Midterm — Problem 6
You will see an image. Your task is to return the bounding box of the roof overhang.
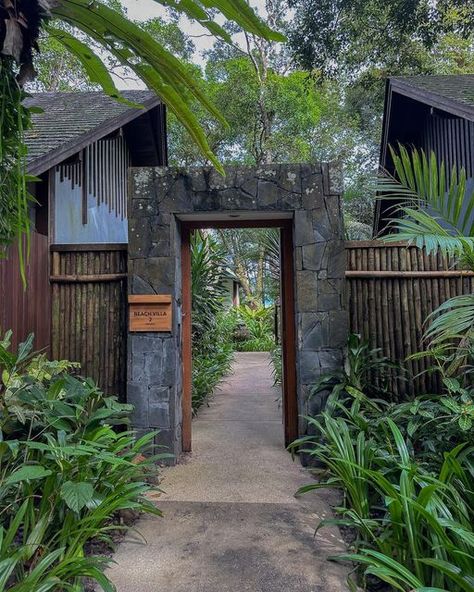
[27,95,162,176]
[389,78,474,123]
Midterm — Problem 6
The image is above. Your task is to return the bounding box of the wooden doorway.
[180,218,298,453]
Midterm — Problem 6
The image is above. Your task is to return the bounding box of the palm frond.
[425,295,474,345]
[378,145,474,256]
[378,145,474,354]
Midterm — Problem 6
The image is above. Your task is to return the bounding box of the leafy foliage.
[293,383,474,591]
[191,231,234,411]
[379,146,474,361]
[191,231,229,339]
[233,305,275,352]
[0,0,283,262]
[0,61,34,281]
[311,333,400,403]
[0,332,167,590]
[192,312,235,411]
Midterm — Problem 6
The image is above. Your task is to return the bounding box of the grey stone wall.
[128,163,347,460]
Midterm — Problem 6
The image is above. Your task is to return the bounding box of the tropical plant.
[234,305,275,352]
[192,312,235,411]
[270,343,282,386]
[294,389,474,591]
[378,145,474,361]
[0,63,33,279]
[191,232,235,411]
[311,333,400,405]
[191,230,229,339]
[0,332,168,590]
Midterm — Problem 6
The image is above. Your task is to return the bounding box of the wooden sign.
[128,295,172,332]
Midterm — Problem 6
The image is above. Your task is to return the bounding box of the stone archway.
[127,163,348,459]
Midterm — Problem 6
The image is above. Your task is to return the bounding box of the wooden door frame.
[180,218,298,452]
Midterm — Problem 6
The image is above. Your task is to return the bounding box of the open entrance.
[127,163,347,461]
[180,217,298,452]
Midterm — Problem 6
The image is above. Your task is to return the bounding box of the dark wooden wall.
[346,241,474,397]
[50,244,128,400]
[0,232,50,352]
[422,114,474,181]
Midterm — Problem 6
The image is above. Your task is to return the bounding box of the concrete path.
[107,352,348,592]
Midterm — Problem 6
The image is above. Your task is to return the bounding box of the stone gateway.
[127,163,348,460]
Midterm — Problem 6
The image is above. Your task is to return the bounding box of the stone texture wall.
[128,163,347,459]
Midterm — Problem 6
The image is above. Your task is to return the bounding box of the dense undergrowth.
[295,334,474,592]
[0,332,168,591]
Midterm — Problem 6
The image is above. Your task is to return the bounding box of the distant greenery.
[0,331,167,590]
[233,305,275,352]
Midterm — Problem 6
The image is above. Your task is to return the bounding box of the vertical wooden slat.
[345,241,473,396]
[181,226,193,452]
[49,246,127,398]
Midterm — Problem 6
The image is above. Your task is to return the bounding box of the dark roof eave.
[27,95,161,176]
[390,78,474,122]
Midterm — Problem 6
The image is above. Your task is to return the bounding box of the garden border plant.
[0,331,171,591]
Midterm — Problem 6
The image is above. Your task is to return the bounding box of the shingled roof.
[24,90,161,175]
[389,74,474,121]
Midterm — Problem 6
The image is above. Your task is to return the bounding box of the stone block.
[301,169,324,207]
[302,243,327,271]
[129,274,155,294]
[131,335,162,355]
[300,312,330,350]
[296,271,318,312]
[329,310,349,348]
[144,351,163,382]
[161,337,177,385]
[133,257,175,293]
[239,177,258,198]
[188,168,208,193]
[318,349,344,374]
[326,241,346,279]
[294,210,314,246]
[325,195,343,236]
[153,428,177,460]
[298,350,324,384]
[149,387,171,428]
[221,187,258,210]
[130,353,145,381]
[128,381,148,426]
[295,246,303,271]
[257,180,281,209]
[318,293,341,312]
[130,168,155,199]
[278,191,302,210]
[194,190,222,211]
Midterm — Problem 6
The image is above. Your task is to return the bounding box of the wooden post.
[280,225,298,447]
[181,225,193,453]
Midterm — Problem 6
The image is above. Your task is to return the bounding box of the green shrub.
[295,396,474,591]
[0,332,167,591]
[192,314,234,411]
[233,305,275,352]
[190,232,235,412]
[293,333,474,591]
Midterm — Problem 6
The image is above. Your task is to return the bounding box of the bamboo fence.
[346,241,474,396]
[50,244,128,401]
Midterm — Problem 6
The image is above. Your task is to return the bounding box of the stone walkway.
[107,352,348,592]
